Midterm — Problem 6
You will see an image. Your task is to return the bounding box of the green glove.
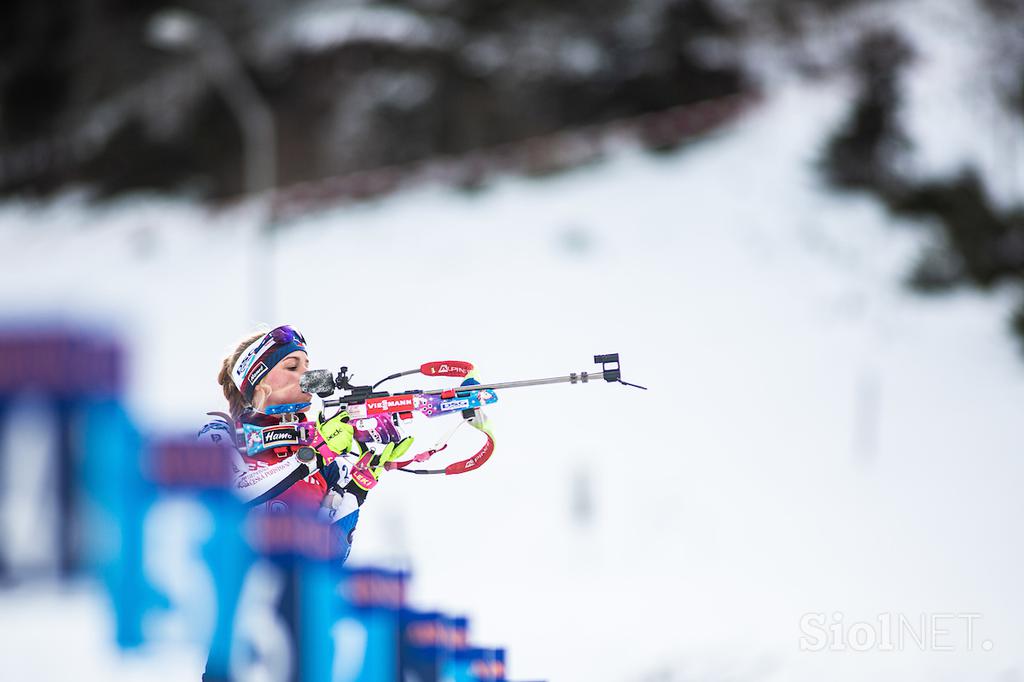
[315,409,354,455]
[374,437,414,477]
[350,436,414,491]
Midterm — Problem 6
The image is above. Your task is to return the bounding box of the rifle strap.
[385,414,495,475]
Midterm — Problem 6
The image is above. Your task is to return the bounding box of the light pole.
[147,8,277,322]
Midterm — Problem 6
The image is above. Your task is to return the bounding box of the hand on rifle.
[315,409,354,455]
[350,436,415,491]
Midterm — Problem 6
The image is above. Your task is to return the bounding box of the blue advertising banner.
[0,328,124,582]
[447,647,507,682]
[400,608,470,682]
[81,425,251,667]
[302,565,407,682]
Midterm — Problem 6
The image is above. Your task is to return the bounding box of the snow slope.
[2,8,1024,680]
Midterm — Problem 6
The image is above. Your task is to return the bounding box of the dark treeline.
[0,0,752,198]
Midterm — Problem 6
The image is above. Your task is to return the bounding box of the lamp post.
[147,9,278,322]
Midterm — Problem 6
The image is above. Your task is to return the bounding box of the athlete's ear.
[251,383,272,412]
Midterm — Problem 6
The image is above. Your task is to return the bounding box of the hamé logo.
[263,427,298,444]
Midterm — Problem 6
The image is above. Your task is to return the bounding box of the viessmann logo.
[366,395,415,414]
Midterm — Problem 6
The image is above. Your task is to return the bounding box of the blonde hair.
[217,331,266,420]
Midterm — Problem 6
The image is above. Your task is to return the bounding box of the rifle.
[251,354,645,476]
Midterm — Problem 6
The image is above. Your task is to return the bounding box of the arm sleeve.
[197,419,314,507]
[232,456,315,507]
[317,460,364,566]
[321,487,362,566]
[319,458,365,522]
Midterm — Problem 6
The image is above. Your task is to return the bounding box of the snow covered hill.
[2,3,1024,679]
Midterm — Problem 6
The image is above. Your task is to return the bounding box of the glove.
[315,409,354,455]
[350,436,415,491]
[375,437,415,477]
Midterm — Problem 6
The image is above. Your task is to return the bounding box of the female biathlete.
[197,324,412,562]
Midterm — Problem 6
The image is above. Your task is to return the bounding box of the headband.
[231,326,307,404]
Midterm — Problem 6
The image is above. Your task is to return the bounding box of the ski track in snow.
[2,24,1024,682]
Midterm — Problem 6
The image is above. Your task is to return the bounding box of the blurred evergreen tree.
[820,26,1024,354]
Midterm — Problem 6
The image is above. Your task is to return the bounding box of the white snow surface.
[2,12,1024,681]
